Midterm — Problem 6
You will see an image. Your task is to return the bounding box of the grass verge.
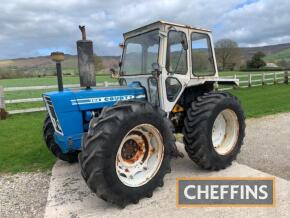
[0,75,115,87]
[230,84,290,118]
[0,112,55,173]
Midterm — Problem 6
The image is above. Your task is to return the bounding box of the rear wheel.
[79,101,175,207]
[43,115,78,163]
[212,109,240,155]
[183,92,245,170]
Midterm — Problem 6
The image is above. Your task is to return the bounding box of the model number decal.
[71,94,145,105]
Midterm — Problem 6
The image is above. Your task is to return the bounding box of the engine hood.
[43,85,146,113]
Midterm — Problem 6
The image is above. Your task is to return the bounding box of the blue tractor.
[43,21,245,207]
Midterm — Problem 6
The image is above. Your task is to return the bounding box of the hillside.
[0,55,119,79]
[1,42,290,79]
[240,43,290,60]
[264,47,290,62]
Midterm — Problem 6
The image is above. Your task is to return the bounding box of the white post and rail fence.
[0,71,289,119]
[0,81,118,119]
[215,71,288,91]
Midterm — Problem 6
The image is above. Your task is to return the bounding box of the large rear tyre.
[183,92,245,170]
[79,101,175,207]
[43,115,78,163]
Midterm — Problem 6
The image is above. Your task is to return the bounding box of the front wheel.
[43,115,78,163]
[183,91,245,170]
[79,101,175,207]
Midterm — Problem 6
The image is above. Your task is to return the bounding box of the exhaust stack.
[77,26,96,88]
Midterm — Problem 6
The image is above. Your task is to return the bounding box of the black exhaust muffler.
[77,26,96,88]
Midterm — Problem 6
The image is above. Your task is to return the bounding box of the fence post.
[248,74,252,87]
[0,86,8,120]
[262,73,265,86]
[234,74,238,89]
[284,71,289,84]
[274,72,277,84]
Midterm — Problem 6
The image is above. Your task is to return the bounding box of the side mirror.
[119,43,125,48]
[152,63,161,72]
[181,35,188,50]
[151,63,162,78]
[110,68,119,79]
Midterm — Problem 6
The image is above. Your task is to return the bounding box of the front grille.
[43,96,63,135]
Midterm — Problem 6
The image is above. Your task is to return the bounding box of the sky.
[0,0,290,59]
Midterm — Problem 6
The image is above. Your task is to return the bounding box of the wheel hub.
[121,139,139,160]
[116,124,164,187]
[212,109,239,155]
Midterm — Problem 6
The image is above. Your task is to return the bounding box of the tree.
[247,51,266,69]
[94,54,104,73]
[215,39,241,71]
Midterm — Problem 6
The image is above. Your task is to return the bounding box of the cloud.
[0,0,289,59]
[219,0,290,46]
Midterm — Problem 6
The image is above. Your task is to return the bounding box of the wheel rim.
[211,109,239,155]
[116,124,164,187]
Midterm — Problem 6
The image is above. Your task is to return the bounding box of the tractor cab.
[118,21,237,112]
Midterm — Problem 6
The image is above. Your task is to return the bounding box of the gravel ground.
[0,171,51,218]
[237,112,290,180]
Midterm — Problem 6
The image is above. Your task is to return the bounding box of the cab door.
[189,30,217,78]
[160,26,191,112]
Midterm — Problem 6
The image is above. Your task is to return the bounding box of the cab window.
[191,32,215,76]
[121,30,160,75]
[166,31,188,75]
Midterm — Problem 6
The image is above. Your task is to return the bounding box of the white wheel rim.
[211,109,239,155]
[116,124,164,187]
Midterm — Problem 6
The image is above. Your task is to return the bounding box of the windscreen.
[121,30,160,76]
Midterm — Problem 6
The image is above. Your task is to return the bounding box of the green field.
[1,84,290,173]
[0,75,114,87]
[5,89,50,100]
[1,75,116,111]
[4,89,47,111]
[230,84,290,117]
[7,102,44,111]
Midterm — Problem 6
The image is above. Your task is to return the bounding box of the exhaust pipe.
[77,25,96,88]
